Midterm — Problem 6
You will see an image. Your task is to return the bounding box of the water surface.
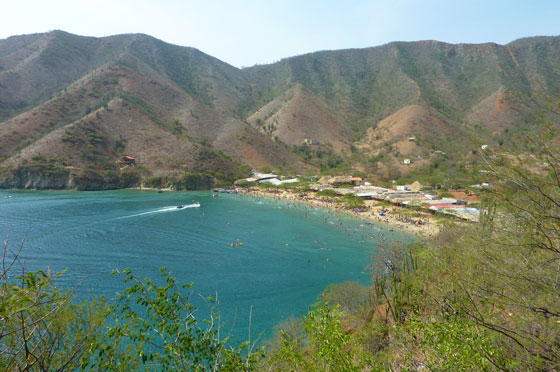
[0,190,412,342]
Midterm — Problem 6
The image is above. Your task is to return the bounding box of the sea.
[0,189,413,344]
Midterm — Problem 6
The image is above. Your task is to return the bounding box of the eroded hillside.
[1,31,558,188]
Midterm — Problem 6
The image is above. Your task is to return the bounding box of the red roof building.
[427,203,463,210]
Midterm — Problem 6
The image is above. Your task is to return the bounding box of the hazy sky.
[2,0,559,67]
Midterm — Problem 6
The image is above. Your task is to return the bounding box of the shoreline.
[1,187,440,238]
[243,188,440,239]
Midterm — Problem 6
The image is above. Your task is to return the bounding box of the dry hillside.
[248,84,352,152]
[1,31,559,188]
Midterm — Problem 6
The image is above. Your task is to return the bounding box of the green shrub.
[316,189,337,197]
[175,172,214,190]
[337,194,364,209]
[268,302,366,372]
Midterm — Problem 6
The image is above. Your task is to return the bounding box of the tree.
[89,267,263,371]
[469,124,560,367]
[417,124,560,370]
[0,241,261,371]
[337,194,365,209]
[0,241,106,371]
[268,302,366,372]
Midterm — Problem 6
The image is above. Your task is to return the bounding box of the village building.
[121,155,136,165]
[252,172,278,181]
[260,177,299,186]
[383,191,424,201]
[119,156,136,169]
[407,181,424,192]
[259,178,282,186]
[321,176,352,186]
[309,183,330,191]
[304,138,320,145]
[350,177,363,185]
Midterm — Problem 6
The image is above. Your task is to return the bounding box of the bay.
[0,189,412,343]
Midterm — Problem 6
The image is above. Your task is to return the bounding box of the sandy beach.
[243,188,440,238]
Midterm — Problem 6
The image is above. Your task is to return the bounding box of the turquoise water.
[0,190,412,343]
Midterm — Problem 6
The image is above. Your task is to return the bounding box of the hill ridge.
[1,31,559,188]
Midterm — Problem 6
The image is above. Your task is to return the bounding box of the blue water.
[0,190,412,343]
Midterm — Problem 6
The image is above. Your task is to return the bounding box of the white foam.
[115,203,199,219]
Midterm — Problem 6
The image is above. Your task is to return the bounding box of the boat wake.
[115,203,200,219]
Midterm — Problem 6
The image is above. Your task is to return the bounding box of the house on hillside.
[260,178,282,186]
[404,159,411,165]
[318,176,331,185]
[121,156,136,166]
[252,173,278,181]
[408,181,424,192]
[350,177,363,185]
[304,138,320,145]
[328,176,353,186]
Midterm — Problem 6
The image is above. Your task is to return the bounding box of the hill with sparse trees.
[1,31,559,189]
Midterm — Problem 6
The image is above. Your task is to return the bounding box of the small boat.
[212,194,218,198]
[177,205,184,209]
[4,195,12,199]
[157,189,164,193]
[231,242,244,247]
[193,202,200,208]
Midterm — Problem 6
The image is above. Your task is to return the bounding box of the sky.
[1,0,559,68]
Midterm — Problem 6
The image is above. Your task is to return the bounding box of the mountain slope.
[247,84,352,152]
[1,31,560,188]
[0,31,131,120]
[0,37,308,188]
[243,39,547,125]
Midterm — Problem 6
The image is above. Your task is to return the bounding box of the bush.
[119,169,141,187]
[91,268,262,371]
[337,194,364,209]
[175,172,214,190]
[267,302,366,372]
[320,281,370,316]
[235,179,257,187]
[259,166,272,173]
[0,246,106,371]
[0,247,261,371]
[144,175,174,188]
[316,189,337,197]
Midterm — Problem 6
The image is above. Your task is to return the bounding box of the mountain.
[0,31,559,189]
[0,31,309,189]
[247,84,352,152]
